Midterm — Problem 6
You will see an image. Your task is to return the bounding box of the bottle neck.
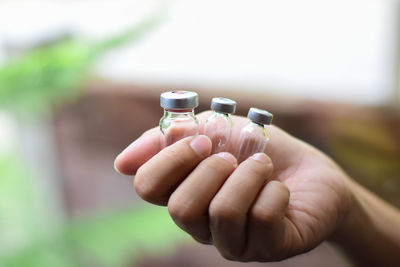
[164,109,195,116]
[250,121,265,128]
[250,121,269,139]
[212,110,230,117]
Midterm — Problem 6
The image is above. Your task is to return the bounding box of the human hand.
[114,111,351,262]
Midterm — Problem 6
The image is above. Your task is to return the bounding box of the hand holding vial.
[160,92,272,163]
[115,110,353,261]
[115,110,400,265]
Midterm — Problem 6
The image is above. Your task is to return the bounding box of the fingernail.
[190,135,212,157]
[114,155,122,174]
[250,153,270,164]
[216,152,238,167]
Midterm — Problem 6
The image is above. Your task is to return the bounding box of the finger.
[209,153,274,260]
[164,125,193,146]
[114,111,212,176]
[134,135,212,206]
[168,152,237,243]
[114,128,161,175]
[243,180,290,261]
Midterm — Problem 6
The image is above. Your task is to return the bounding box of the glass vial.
[159,91,199,147]
[235,107,273,163]
[204,97,236,154]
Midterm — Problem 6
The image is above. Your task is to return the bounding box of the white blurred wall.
[0,0,399,105]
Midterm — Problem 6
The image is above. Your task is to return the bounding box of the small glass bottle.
[159,91,199,147]
[235,107,273,163]
[204,97,236,154]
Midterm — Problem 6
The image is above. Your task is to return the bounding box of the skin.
[114,111,400,265]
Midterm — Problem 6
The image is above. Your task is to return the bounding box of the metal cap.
[210,97,236,114]
[160,91,199,110]
[247,107,273,125]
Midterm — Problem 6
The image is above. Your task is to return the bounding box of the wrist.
[328,177,400,266]
[328,176,358,243]
[329,177,359,243]
[327,177,372,266]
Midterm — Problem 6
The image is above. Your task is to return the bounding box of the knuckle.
[209,199,242,222]
[250,206,280,225]
[247,161,273,180]
[218,250,238,262]
[193,235,212,245]
[134,167,151,198]
[217,248,249,262]
[163,147,188,166]
[134,167,162,204]
[168,196,195,227]
[162,140,199,167]
[278,181,290,198]
[271,180,290,203]
[205,156,234,172]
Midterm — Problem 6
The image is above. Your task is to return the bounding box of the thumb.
[114,128,162,175]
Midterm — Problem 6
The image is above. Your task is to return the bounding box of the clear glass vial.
[159,91,199,147]
[235,107,273,163]
[204,97,236,154]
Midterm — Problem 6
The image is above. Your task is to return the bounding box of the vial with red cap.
[159,91,199,147]
[235,107,273,163]
[204,97,236,154]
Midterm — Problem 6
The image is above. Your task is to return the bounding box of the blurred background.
[0,0,399,266]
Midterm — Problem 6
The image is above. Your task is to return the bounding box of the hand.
[114,111,351,262]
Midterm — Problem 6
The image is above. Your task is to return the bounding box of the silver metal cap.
[210,97,236,114]
[247,107,273,125]
[160,91,199,110]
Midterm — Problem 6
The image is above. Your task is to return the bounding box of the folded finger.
[243,180,290,261]
[168,152,237,243]
[134,135,212,205]
[209,153,274,260]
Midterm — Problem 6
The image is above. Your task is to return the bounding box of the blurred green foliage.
[0,145,188,267]
[0,16,159,117]
[0,13,189,267]
[1,205,188,267]
[0,150,47,251]
[0,40,90,116]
